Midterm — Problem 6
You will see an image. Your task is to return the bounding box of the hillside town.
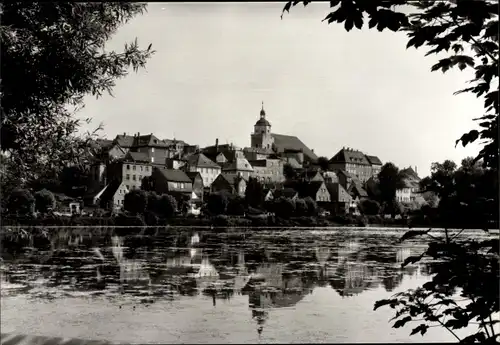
[84,103,423,216]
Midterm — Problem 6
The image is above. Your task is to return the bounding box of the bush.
[157,194,177,219]
[144,211,159,226]
[359,199,381,216]
[34,189,56,214]
[227,195,246,216]
[207,192,229,215]
[273,197,296,219]
[123,190,148,215]
[295,198,308,217]
[304,197,318,216]
[6,188,35,216]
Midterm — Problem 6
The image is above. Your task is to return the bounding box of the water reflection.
[1,228,432,307]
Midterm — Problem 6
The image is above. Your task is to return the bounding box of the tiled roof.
[186,171,202,182]
[349,182,368,198]
[114,134,135,148]
[133,134,169,148]
[299,180,324,198]
[186,153,221,169]
[285,157,302,169]
[124,151,150,163]
[365,155,383,166]
[220,173,247,186]
[163,138,188,146]
[400,167,420,180]
[329,148,370,165]
[98,180,124,204]
[337,169,352,178]
[96,139,113,149]
[223,157,254,172]
[326,182,352,202]
[158,169,192,183]
[272,133,318,161]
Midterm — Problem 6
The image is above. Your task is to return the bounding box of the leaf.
[393,316,413,328]
[344,18,354,31]
[374,298,398,311]
[400,229,431,242]
[410,323,428,336]
[401,254,424,267]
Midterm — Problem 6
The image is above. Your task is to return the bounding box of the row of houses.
[85,103,421,212]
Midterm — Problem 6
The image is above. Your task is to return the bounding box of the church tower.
[251,102,274,149]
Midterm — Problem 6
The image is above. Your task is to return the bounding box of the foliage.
[420,157,498,228]
[282,0,499,169]
[6,188,35,216]
[227,195,246,216]
[374,230,499,343]
[146,191,160,214]
[283,163,297,180]
[141,176,155,192]
[304,196,318,216]
[377,162,406,207]
[34,189,56,214]
[58,166,90,198]
[317,156,330,171]
[245,177,265,208]
[273,197,296,219]
[295,198,308,216]
[207,192,229,216]
[123,189,147,215]
[359,199,381,216]
[1,2,154,186]
[157,194,177,219]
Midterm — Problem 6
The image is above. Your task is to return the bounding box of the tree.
[245,177,265,208]
[317,156,330,171]
[282,0,498,169]
[282,3,498,338]
[157,194,177,219]
[207,192,229,216]
[6,189,35,216]
[146,191,160,214]
[227,195,246,216]
[123,190,148,215]
[34,189,56,214]
[377,162,405,207]
[1,3,154,186]
[283,163,297,180]
[273,197,296,219]
[141,176,155,192]
[359,199,381,216]
[295,198,308,216]
[304,196,318,216]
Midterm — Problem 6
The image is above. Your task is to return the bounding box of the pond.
[0,227,493,343]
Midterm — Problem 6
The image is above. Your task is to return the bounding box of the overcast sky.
[78,2,483,177]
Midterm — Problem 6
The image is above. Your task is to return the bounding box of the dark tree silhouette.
[283,163,297,180]
[34,189,56,214]
[123,190,148,215]
[317,156,330,171]
[1,3,154,186]
[245,177,265,208]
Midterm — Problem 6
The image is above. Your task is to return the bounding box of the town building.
[211,173,247,197]
[221,150,254,181]
[249,158,284,183]
[94,180,128,212]
[149,167,193,201]
[248,103,318,163]
[186,171,204,205]
[329,148,382,183]
[183,152,221,187]
[326,182,352,214]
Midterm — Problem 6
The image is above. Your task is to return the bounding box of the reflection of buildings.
[330,262,378,297]
[243,262,314,335]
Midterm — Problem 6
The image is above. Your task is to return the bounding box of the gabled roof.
[337,169,352,178]
[272,133,318,161]
[348,182,368,198]
[163,138,188,146]
[223,158,254,172]
[186,171,202,182]
[124,151,150,163]
[299,169,322,180]
[400,167,420,180]
[96,139,113,149]
[114,134,135,148]
[98,180,125,205]
[365,155,382,166]
[157,168,192,183]
[186,153,221,169]
[220,173,247,185]
[284,157,302,169]
[299,180,325,198]
[329,148,370,166]
[326,182,352,202]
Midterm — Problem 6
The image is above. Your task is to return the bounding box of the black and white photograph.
[1,1,499,344]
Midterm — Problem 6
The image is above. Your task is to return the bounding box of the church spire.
[260,101,266,118]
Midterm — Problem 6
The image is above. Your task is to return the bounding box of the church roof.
[272,133,318,161]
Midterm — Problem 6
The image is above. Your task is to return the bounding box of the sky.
[78,2,483,177]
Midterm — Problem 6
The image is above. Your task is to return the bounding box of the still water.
[0,227,492,343]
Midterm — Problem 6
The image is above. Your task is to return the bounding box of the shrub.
[207,192,229,215]
[123,190,148,215]
[6,188,35,216]
[34,189,56,214]
[359,199,381,216]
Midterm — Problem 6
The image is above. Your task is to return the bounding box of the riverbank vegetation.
[283,0,499,343]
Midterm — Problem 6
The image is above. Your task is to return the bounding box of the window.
[151,148,155,153]
[126,185,129,189]
[126,165,130,170]
[145,166,149,172]
[140,166,144,172]
[132,185,136,190]
[126,174,130,180]
[132,175,136,181]
[132,165,136,171]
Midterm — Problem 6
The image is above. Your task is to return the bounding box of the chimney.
[215,138,219,149]
[123,132,126,136]
[415,166,418,174]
